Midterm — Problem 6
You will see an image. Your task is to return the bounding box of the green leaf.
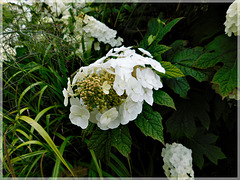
[153,90,176,110]
[135,104,164,144]
[158,61,184,79]
[165,77,190,98]
[153,17,183,45]
[19,116,75,176]
[171,47,211,82]
[163,40,188,61]
[150,45,171,61]
[88,128,112,163]
[140,17,183,49]
[112,126,131,157]
[186,128,226,169]
[148,44,171,57]
[193,35,237,98]
[212,62,237,98]
[147,35,155,46]
[139,18,160,49]
[175,63,210,82]
[166,92,210,139]
[193,35,237,69]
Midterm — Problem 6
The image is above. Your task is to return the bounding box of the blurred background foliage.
[2,2,237,178]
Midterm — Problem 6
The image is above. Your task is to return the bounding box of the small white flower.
[136,68,155,89]
[126,77,144,102]
[102,81,111,94]
[121,97,143,125]
[143,88,153,105]
[69,97,90,129]
[113,75,127,96]
[97,107,119,130]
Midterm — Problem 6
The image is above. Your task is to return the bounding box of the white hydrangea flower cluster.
[224,0,240,37]
[82,15,123,47]
[64,14,123,55]
[161,143,194,180]
[63,46,165,130]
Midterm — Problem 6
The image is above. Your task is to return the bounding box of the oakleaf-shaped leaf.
[135,104,164,144]
[193,35,237,98]
[153,90,176,110]
[171,47,211,82]
[186,128,226,169]
[112,126,131,157]
[193,35,236,69]
[166,92,210,140]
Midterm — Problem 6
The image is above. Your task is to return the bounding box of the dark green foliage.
[186,128,226,169]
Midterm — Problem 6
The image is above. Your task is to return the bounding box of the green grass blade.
[34,105,60,123]
[10,150,48,164]
[52,136,72,177]
[4,71,23,88]
[26,155,42,177]
[17,82,43,113]
[9,140,44,156]
[19,116,75,176]
[110,153,130,177]
[37,85,48,112]
[90,149,103,179]
[15,129,30,140]
[29,105,60,140]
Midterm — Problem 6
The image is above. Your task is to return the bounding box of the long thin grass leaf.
[10,150,48,164]
[37,85,48,112]
[17,82,43,113]
[15,129,30,140]
[9,140,44,156]
[110,153,130,176]
[26,155,42,177]
[4,71,22,88]
[19,116,75,176]
[34,105,59,123]
[52,136,72,177]
[108,162,124,177]
[90,149,103,179]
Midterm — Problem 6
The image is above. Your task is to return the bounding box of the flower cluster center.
[75,71,126,113]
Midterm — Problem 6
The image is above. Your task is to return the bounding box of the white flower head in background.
[224,0,240,36]
[63,46,165,130]
[161,143,194,180]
